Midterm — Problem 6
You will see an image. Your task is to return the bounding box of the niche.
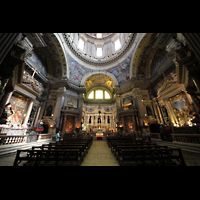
[46,105,52,116]
[146,106,152,116]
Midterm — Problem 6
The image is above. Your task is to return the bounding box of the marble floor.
[81,140,119,166]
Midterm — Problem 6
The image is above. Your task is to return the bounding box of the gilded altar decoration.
[84,74,114,90]
[22,70,44,95]
[169,92,194,126]
[8,94,29,124]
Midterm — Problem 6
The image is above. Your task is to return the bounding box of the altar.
[93,128,106,133]
[96,132,104,140]
[95,129,105,140]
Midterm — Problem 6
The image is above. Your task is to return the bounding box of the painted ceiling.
[67,50,132,86]
[26,33,175,91]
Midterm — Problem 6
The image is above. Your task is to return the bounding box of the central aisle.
[81,140,119,166]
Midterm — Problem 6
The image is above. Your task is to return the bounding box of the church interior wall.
[1,33,200,140]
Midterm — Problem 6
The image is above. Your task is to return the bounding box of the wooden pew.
[32,145,85,160]
[62,137,93,147]
[107,137,134,147]
[114,145,168,161]
[42,144,87,157]
[119,148,186,166]
[49,142,88,153]
[13,149,81,166]
[55,138,92,149]
[110,141,156,153]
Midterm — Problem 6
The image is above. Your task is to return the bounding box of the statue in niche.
[106,79,114,89]
[98,116,101,123]
[89,116,92,124]
[162,106,168,117]
[85,79,92,89]
[107,116,110,123]
[46,105,52,116]
[146,106,152,116]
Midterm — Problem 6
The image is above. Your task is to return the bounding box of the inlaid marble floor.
[81,140,119,166]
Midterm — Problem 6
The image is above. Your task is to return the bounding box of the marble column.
[132,88,146,126]
[53,87,65,128]
[61,115,67,138]
[33,106,41,127]
[77,94,84,128]
[0,88,14,116]
[22,100,34,127]
[0,33,20,65]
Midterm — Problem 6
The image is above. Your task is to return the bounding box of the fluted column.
[0,33,20,65]
[22,100,34,127]
[182,33,200,61]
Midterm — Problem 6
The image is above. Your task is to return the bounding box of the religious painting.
[85,74,115,90]
[108,52,132,84]
[8,93,29,124]
[67,99,74,106]
[169,92,193,126]
[68,53,92,85]
[124,115,135,132]
[65,116,75,132]
[151,49,168,77]
[123,96,133,107]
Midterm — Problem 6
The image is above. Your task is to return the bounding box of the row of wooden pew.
[107,136,186,166]
[13,137,93,166]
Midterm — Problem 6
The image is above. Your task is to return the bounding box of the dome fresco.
[63,33,135,70]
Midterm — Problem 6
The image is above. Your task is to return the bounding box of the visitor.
[56,131,60,142]
[146,132,151,142]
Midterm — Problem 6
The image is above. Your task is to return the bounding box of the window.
[95,90,103,99]
[115,38,121,51]
[78,38,84,50]
[97,33,102,38]
[88,91,94,99]
[97,47,102,57]
[87,89,111,100]
[105,91,110,99]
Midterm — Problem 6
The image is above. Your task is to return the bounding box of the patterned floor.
[81,140,119,166]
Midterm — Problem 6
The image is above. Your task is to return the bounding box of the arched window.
[87,89,111,100]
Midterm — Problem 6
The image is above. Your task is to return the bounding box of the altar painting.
[169,92,193,126]
[65,116,75,132]
[8,94,29,124]
[124,115,135,132]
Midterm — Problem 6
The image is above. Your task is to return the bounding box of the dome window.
[88,91,94,99]
[97,33,102,38]
[115,38,121,51]
[78,38,84,50]
[97,47,102,57]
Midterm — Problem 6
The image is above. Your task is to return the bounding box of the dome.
[63,33,136,70]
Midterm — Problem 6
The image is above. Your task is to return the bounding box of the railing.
[0,135,26,145]
[37,133,56,140]
[171,134,200,144]
[62,106,78,111]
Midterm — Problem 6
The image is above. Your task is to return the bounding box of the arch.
[53,33,70,78]
[81,71,119,86]
[129,33,147,79]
